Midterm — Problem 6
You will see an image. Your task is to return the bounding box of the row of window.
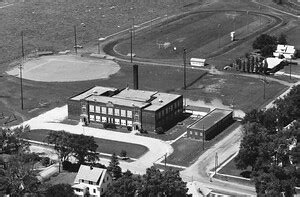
[157,101,182,119]
[89,105,132,118]
[188,131,203,136]
[89,115,133,126]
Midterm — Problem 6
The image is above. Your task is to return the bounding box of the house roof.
[144,92,182,111]
[265,57,284,69]
[86,95,150,108]
[113,88,157,102]
[71,86,117,101]
[74,165,107,184]
[186,181,212,197]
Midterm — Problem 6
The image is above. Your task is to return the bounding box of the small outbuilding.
[190,58,206,67]
[187,108,234,141]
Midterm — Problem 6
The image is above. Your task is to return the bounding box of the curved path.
[102,9,284,66]
[17,105,173,175]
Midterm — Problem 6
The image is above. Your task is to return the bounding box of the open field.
[7,55,120,82]
[0,0,199,69]
[114,11,265,60]
[21,129,149,159]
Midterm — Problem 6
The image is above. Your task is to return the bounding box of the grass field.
[115,11,263,60]
[166,122,240,167]
[21,129,149,159]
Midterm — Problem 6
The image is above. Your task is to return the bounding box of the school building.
[68,86,183,132]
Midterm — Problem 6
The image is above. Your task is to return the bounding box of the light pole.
[215,152,218,175]
[183,48,187,90]
[246,11,249,32]
[218,23,221,46]
[20,31,24,110]
[98,37,106,54]
[74,25,77,55]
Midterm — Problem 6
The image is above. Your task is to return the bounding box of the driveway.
[18,105,173,175]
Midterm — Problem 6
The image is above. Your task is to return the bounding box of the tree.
[235,123,270,171]
[107,153,122,180]
[69,134,99,165]
[253,34,277,50]
[277,33,287,45]
[106,170,141,197]
[139,166,188,197]
[162,169,188,197]
[45,183,76,197]
[2,154,40,196]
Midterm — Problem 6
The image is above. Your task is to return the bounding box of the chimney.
[133,64,138,90]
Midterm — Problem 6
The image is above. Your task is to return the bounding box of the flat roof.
[185,105,211,113]
[144,92,182,111]
[86,95,149,108]
[71,86,117,101]
[113,88,157,102]
[188,108,232,131]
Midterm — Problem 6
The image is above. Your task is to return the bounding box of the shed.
[190,58,206,67]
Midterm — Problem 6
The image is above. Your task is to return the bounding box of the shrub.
[127,126,132,131]
[155,127,165,135]
[41,157,51,166]
[103,122,116,129]
[120,150,127,158]
[62,161,80,172]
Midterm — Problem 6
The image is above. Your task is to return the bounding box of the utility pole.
[164,153,167,168]
[74,25,77,55]
[20,31,24,110]
[130,26,133,63]
[215,153,218,175]
[202,125,205,150]
[246,11,249,32]
[217,24,221,48]
[263,74,266,99]
[183,48,187,90]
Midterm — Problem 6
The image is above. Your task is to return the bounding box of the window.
[127,120,132,126]
[96,116,101,122]
[200,132,203,137]
[89,181,93,185]
[101,107,106,114]
[89,115,95,121]
[95,106,100,113]
[108,107,113,115]
[114,108,120,116]
[101,116,107,123]
[189,131,193,135]
[107,177,109,180]
[89,105,94,112]
[93,189,96,193]
[115,118,120,125]
[121,110,126,117]
[127,110,132,118]
[121,119,126,126]
[195,132,198,136]
[101,188,103,192]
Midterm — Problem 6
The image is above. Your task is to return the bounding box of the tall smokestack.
[133,64,138,90]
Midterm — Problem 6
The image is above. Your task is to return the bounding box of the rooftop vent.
[92,90,98,94]
[159,99,163,103]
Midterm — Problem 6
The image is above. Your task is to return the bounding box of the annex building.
[187,108,234,141]
[68,86,183,132]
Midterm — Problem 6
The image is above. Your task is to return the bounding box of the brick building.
[68,86,183,132]
[187,108,234,140]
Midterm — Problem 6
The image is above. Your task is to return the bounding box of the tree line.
[235,85,300,196]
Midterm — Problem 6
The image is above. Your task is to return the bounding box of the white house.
[273,44,296,59]
[72,165,112,197]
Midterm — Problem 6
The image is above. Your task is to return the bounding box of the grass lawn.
[45,171,77,186]
[218,158,252,178]
[22,129,148,159]
[166,122,240,167]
